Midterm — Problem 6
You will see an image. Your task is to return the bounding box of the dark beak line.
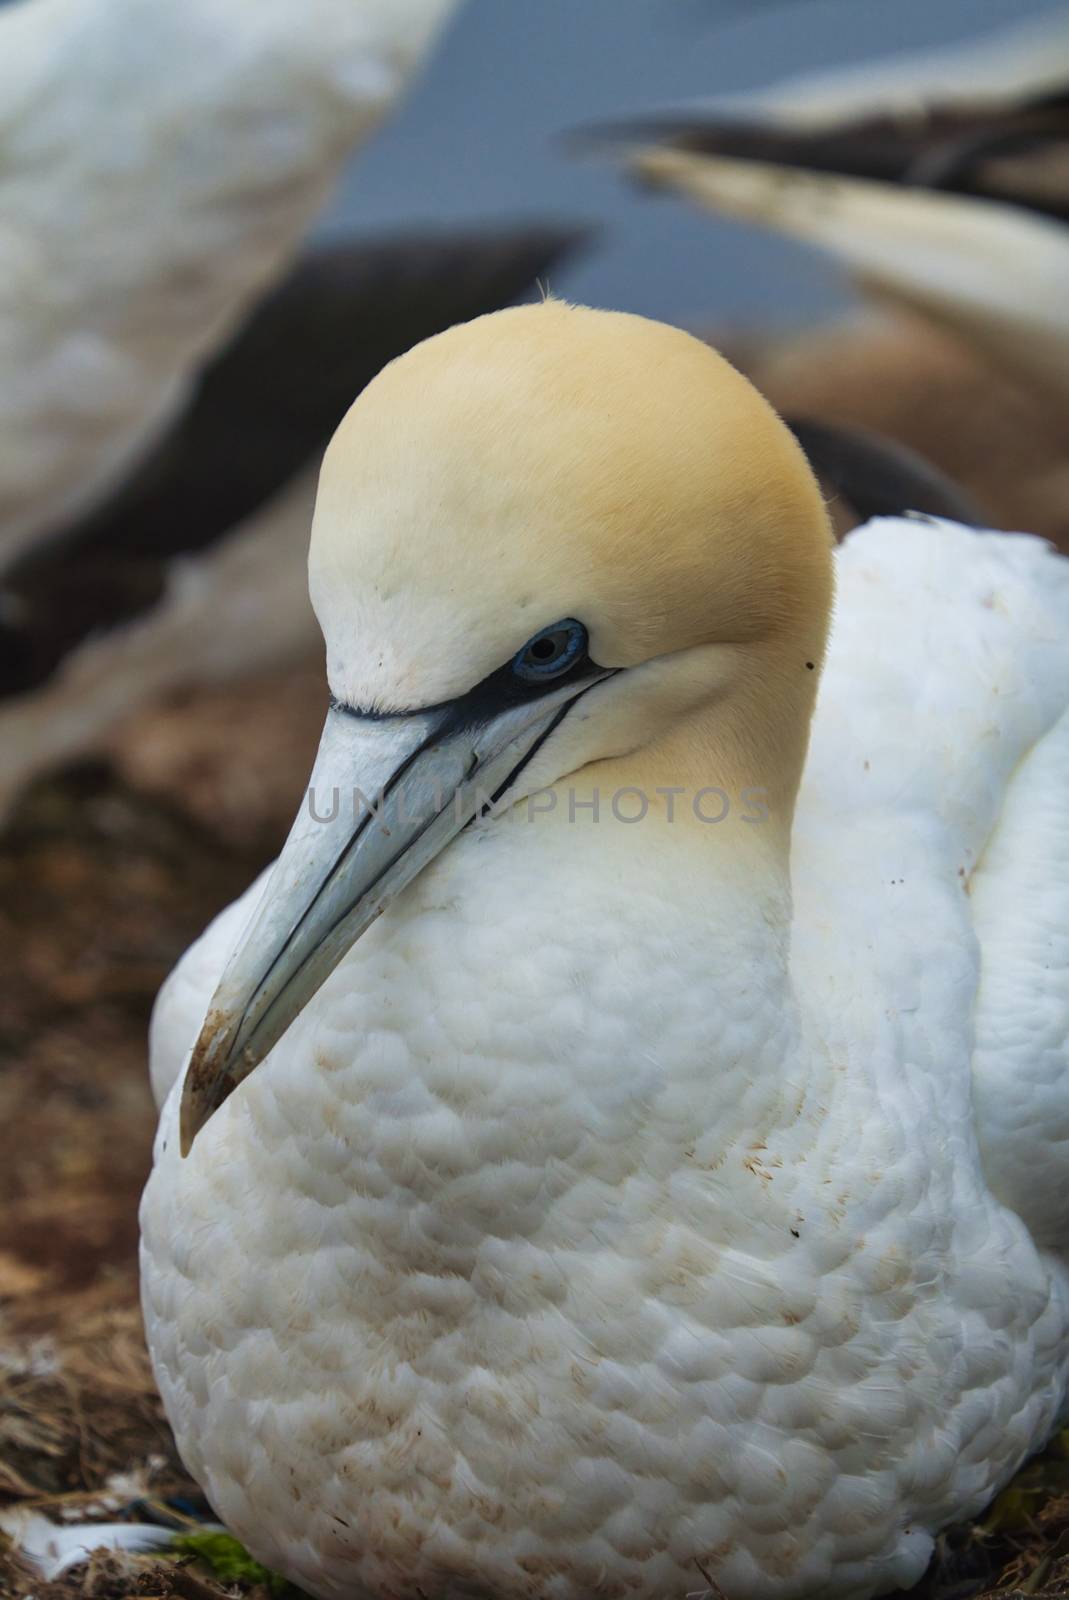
[242,705,455,1025]
[239,741,480,1066]
[226,682,597,1065]
[484,676,611,811]
[180,663,619,1154]
[254,669,615,1016]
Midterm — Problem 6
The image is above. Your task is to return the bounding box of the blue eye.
[512,619,587,682]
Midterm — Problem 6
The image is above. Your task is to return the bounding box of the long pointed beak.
[179,674,604,1154]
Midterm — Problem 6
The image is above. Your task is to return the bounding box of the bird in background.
[591,12,1069,546]
[142,301,1069,1600]
[0,0,591,818]
[0,0,462,569]
[0,225,586,817]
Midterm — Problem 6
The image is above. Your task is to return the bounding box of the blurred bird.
[0,226,586,816]
[590,13,1069,542]
[0,0,461,570]
[142,302,1069,1600]
[728,313,1068,544]
[781,414,980,535]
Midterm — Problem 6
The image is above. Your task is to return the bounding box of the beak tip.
[178,1077,205,1158]
[177,1014,230,1158]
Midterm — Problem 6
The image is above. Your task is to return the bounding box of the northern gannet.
[141,303,1069,1600]
[599,14,1069,412]
[0,226,581,816]
[0,0,460,570]
[590,13,1069,546]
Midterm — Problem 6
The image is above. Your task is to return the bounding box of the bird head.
[180,301,831,1153]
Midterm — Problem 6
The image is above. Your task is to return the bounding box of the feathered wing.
[970,705,1069,1249]
[794,516,1069,1259]
[605,9,1069,409]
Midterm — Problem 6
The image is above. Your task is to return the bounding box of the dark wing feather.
[591,91,1069,222]
[786,416,982,531]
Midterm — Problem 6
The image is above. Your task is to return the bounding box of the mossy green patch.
[979,1431,1069,1534]
[171,1530,292,1594]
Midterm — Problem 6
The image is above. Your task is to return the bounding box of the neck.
[351,656,827,1241]
[517,639,820,1103]
[575,635,820,860]
[485,751,810,1193]
[459,630,827,1172]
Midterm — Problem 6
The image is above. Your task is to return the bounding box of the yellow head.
[311,299,832,719]
[181,302,834,1152]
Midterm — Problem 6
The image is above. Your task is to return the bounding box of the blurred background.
[320,0,1066,324]
[0,2,1067,1596]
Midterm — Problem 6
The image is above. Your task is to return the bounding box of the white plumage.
[609,13,1069,413]
[140,306,1069,1600]
[689,13,1069,123]
[0,0,458,566]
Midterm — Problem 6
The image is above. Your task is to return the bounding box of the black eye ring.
[512,619,587,682]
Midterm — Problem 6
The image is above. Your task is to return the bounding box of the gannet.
[589,15,1069,549]
[0,225,581,816]
[0,0,460,570]
[141,302,1069,1600]
[596,15,1069,410]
